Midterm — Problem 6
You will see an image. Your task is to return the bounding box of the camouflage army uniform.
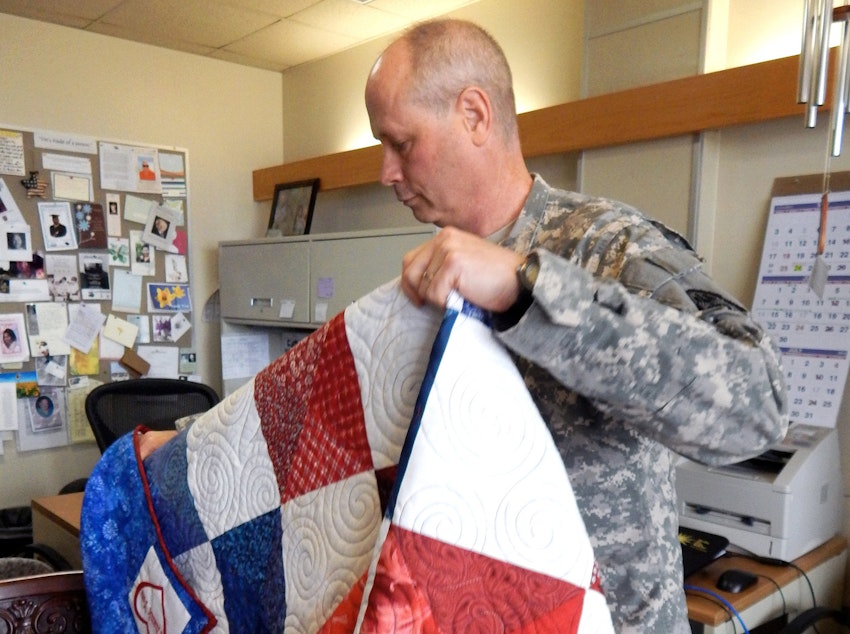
[494,175,788,632]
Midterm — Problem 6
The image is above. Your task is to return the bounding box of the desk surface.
[685,535,847,626]
[31,492,83,538]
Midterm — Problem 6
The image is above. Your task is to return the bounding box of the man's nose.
[380,146,402,186]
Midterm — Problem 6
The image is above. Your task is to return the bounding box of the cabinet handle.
[250,297,273,308]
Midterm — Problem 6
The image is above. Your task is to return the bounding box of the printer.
[676,424,843,561]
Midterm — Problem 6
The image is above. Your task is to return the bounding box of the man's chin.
[405,201,438,225]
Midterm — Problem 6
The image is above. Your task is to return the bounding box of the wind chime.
[798,0,850,295]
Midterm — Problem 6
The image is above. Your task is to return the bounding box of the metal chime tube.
[831,16,850,155]
[815,0,834,105]
[799,0,818,103]
[845,35,850,114]
[805,0,834,127]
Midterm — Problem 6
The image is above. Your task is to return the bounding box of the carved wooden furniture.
[0,571,89,633]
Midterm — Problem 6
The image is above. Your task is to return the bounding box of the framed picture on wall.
[266,179,319,238]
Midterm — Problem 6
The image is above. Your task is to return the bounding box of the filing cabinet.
[219,227,435,327]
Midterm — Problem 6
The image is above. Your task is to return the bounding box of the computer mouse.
[716,569,758,593]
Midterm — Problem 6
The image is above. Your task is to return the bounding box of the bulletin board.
[0,125,196,453]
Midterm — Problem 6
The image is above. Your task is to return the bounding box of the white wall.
[0,13,283,506]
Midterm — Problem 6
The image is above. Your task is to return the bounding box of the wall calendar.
[752,191,850,428]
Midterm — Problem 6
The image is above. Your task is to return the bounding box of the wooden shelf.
[253,52,817,201]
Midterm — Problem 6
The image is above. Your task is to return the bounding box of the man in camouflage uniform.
[366,18,788,632]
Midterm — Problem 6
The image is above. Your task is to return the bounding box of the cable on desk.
[726,551,822,634]
[685,592,739,633]
[755,573,786,616]
[684,584,750,634]
[745,554,818,610]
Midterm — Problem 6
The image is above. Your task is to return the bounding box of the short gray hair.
[400,19,518,141]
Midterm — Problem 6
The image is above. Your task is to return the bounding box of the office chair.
[85,378,220,453]
[0,571,90,632]
[778,606,850,633]
[0,507,32,559]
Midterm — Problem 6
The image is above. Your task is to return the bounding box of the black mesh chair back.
[85,378,219,453]
[0,507,32,559]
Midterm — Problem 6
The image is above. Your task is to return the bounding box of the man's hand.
[401,227,524,312]
[137,429,177,460]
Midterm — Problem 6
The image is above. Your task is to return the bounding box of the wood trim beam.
[253,53,815,201]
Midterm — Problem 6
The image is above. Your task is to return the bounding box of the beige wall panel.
[585,10,702,96]
[526,153,580,192]
[586,0,698,36]
[712,117,850,307]
[452,0,583,114]
[580,137,694,237]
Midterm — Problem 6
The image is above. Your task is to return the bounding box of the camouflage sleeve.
[496,248,788,465]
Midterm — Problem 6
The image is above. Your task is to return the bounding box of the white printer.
[676,424,843,561]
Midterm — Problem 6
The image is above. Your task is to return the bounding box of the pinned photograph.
[152,315,172,342]
[130,230,155,277]
[179,349,197,375]
[0,313,29,363]
[79,252,111,301]
[31,393,62,432]
[45,254,81,302]
[16,387,68,452]
[38,202,78,251]
[106,193,122,236]
[25,386,66,437]
[142,203,179,250]
[1,224,32,262]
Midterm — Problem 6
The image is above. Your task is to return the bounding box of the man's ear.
[457,86,492,145]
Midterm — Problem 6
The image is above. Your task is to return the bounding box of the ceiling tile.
[87,21,217,56]
[207,47,292,71]
[215,0,322,19]
[0,7,90,29]
[224,18,356,68]
[368,0,480,21]
[290,0,407,39]
[0,0,123,22]
[0,0,482,71]
[98,0,280,48]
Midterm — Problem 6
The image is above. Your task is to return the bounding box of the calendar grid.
[752,191,850,428]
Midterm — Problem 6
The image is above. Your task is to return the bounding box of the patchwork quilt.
[81,280,613,633]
